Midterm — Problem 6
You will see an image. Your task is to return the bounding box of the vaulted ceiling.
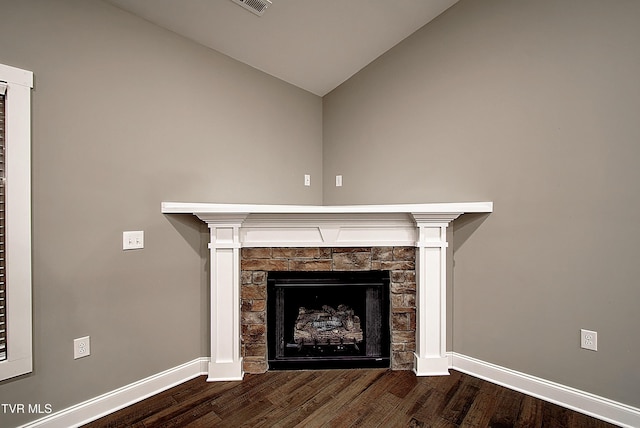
[105,0,458,96]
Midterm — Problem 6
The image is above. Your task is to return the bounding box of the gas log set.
[267,271,390,370]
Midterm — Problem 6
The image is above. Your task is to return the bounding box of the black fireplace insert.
[267,271,390,370]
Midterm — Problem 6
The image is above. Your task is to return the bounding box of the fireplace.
[241,246,416,373]
[160,201,493,381]
[267,271,390,370]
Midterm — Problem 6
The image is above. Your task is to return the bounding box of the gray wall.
[0,0,321,425]
[324,0,640,408]
[2,0,639,425]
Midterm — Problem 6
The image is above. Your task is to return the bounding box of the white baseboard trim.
[449,352,640,428]
[19,358,210,428]
[19,354,640,428]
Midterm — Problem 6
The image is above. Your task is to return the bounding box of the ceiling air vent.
[231,0,272,16]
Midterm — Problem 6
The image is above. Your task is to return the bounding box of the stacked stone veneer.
[240,246,416,373]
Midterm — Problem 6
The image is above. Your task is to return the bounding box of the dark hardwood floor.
[82,369,619,427]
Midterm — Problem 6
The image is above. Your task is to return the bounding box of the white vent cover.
[231,0,272,16]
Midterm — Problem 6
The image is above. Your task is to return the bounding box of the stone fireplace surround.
[161,202,493,382]
[241,246,416,373]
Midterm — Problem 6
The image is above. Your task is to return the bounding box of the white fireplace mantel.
[161,201,493,381]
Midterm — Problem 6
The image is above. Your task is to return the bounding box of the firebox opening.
[267,271,390,370]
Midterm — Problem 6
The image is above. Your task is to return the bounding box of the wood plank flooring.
[82,369,619,427]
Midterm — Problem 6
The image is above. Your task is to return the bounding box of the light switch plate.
[123,230,144,250]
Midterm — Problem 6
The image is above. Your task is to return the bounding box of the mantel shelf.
[161,201,493,216]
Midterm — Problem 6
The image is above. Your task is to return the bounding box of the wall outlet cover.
[580,329,597,351]
[74,336,91,359]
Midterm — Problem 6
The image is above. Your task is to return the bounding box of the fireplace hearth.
[267,271,390,370]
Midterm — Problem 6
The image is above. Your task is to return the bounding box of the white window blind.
[0,64,33,381]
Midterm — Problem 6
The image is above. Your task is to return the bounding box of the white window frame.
[0,63,33,381]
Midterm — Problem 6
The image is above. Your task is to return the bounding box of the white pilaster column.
[198,214,248,381]
[412,213,462,376]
